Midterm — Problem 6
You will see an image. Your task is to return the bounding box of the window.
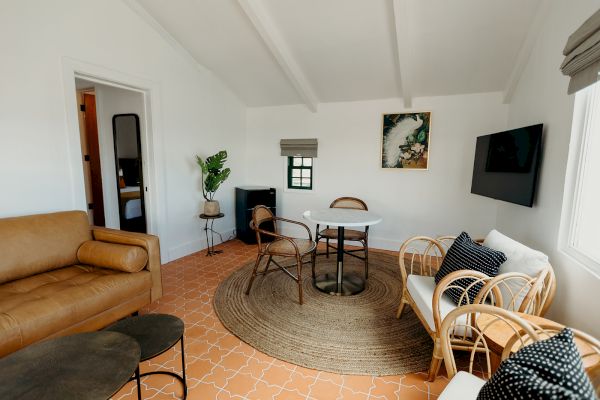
[287,156,313,190]
[562,80,600,274]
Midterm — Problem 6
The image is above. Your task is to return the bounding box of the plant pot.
[204,200,220,216]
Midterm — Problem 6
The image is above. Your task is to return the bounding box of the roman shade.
[561,8,600,94]
[280,139,318,157]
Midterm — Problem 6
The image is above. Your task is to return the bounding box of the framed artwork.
[381,112,431,169]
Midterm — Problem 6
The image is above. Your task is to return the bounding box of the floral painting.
[381,112,431,169]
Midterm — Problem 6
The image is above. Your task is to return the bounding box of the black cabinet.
[235,186,276,244]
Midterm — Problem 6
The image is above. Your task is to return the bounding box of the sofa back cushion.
[0,211,92,284]
[483,229,549,309]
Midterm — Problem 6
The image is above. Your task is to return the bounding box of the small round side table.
[105,314,187,400]
[199,213,225,256]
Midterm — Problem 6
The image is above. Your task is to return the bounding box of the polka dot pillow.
[477,328,596,399]
[434,232,507,305]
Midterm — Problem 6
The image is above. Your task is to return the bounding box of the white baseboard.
[167,227,236,262]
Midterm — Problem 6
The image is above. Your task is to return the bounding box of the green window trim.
[287,156,313,190]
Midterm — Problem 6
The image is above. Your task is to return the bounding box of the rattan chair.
[315,197,369,278]
[245,205,316,305]
[396,235,556,381]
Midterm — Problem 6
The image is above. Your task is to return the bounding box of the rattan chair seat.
[318,228,366,241]
[265,238,316,256]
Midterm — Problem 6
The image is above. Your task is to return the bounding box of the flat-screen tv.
[471,124,543,207]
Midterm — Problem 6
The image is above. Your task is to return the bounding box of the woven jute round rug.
[213,251,433,375]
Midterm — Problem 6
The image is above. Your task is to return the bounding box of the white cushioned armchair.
[396,231,556,381]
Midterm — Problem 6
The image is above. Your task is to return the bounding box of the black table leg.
[204,218,223,256]
[336,226,344,293]
[135,366,142,400]
[314,225,365,296]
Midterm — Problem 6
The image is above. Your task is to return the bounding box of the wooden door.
[83,93,105,226]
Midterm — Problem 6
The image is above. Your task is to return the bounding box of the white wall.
[0,0,246,262]
[246,93,508,248]
[94,84,145,229]
[497,0,600,336]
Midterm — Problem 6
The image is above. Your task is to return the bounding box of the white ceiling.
[135,0,542,108]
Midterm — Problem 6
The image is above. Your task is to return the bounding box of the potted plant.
[196,150,231,216]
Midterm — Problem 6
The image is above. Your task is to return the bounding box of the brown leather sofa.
[0,210,162,357]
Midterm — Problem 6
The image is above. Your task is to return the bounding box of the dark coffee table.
[0,331,140,400]
[105,313,187,399]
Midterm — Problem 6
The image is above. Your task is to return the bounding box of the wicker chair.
[437,304,600,399]
[396,235,556,381]
[315,197,369,278]
[245,205,316,305]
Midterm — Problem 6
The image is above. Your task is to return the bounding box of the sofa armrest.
[92,227,163,302]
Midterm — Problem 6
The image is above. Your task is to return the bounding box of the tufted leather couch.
[0,210,162,357]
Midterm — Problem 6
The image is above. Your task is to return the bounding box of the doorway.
[75,79,148,233]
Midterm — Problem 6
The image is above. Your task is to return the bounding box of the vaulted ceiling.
[132,0,544,109]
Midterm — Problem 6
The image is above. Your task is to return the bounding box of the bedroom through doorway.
[75,78,148,233]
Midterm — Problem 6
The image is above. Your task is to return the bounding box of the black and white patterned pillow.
[434,232,506,305]
[477,328,596,399]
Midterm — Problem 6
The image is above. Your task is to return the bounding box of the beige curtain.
[280,139,318,157]
[561,8,600,94]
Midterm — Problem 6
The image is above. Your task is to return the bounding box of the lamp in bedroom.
[195,150,231,216]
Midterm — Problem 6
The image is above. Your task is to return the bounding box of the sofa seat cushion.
[407,274,468,334]
[0,265,152,356]
[439,371,485,400]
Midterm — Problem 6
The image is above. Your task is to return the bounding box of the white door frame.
[61,57,167,258]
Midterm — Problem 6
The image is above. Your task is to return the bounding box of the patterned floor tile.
[112,240,448,399]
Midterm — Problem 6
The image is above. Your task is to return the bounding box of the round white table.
[303,209,382,295]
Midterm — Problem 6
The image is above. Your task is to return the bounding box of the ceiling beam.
[391,0,412,108]
[502,1,550,104]
[237,0,319,112]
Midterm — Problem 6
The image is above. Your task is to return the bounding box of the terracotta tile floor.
[112,240,450,400]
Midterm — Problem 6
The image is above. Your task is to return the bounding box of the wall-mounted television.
[471,124,543,207]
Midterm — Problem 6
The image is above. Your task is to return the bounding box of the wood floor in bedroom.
[112,240,450,400]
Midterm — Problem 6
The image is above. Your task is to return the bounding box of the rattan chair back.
[330,197,368,210]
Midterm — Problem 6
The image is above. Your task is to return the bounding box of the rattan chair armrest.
[439,304,539,379]
[432,269,493,333]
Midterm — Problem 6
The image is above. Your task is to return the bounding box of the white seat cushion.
[438,371,485,400]
[483,230,549,309]
[407,275,468,334]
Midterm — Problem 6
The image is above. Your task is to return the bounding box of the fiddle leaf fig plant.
[196,150,231,201]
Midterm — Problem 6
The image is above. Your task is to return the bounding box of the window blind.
[561,8,600,94]
[280,139,318,157]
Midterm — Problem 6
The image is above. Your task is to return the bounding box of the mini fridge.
[235,186,276,244]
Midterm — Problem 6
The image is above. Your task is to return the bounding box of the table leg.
[313,225,365,296]
[204,219,223,256]
[204,219,210,257]
[135,366,142,400]
[209,219,215,254]
[336,226,344,293]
